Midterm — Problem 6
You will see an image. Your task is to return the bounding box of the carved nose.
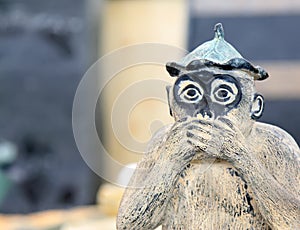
[197,109,214,119]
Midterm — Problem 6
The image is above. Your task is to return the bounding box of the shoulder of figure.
[254,121,299,150]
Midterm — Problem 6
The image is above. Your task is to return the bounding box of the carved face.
[168,68,264,123]
[173,70,242,120]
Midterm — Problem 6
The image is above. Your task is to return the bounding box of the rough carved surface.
[117,24,300,229]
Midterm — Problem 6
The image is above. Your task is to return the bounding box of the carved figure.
[117,24,300,229]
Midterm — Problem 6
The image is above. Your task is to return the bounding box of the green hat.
[166,23,268,81]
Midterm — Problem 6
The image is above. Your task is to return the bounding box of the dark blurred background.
[0,0,299,215]
[0,0,102,213]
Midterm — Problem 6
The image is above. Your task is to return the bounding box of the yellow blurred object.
[96,0,188,178]
[100,0,188,53]
[97,183,125,216]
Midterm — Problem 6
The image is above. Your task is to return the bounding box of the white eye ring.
[211,79,238,105]
[178,80,203,103]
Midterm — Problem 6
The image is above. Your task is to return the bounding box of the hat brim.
[166,58,269,81]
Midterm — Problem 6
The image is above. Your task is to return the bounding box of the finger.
[216,117,236,131]
[187,129,211,141]
[189,139,223,159]
[187,139,207,152]
[186,130,211,151]
[188,120,225,133]
[181,150,196,161]
[190,118,214,126]
[186,124,213,135]
[189,126,226,147]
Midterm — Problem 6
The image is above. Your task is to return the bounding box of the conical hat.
[166,23,268,81]
[181,23,242,65]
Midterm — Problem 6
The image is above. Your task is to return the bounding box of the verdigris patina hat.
[166,23,268,81]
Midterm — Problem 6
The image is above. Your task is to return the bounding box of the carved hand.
[157,117,197,169]
[186,116,250,164]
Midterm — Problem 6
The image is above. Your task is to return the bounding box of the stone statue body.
[117,24,300,229]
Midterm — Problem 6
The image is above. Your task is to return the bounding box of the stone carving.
[117,23,300,229]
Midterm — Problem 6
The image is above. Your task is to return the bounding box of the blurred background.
[0,0,299,229]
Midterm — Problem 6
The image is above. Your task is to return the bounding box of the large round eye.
[211,79,239,105]
[178,80,203,103]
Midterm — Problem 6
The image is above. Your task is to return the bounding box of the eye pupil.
[180,86,202,103]
[187,89,196,97]
[218,89,228,98]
